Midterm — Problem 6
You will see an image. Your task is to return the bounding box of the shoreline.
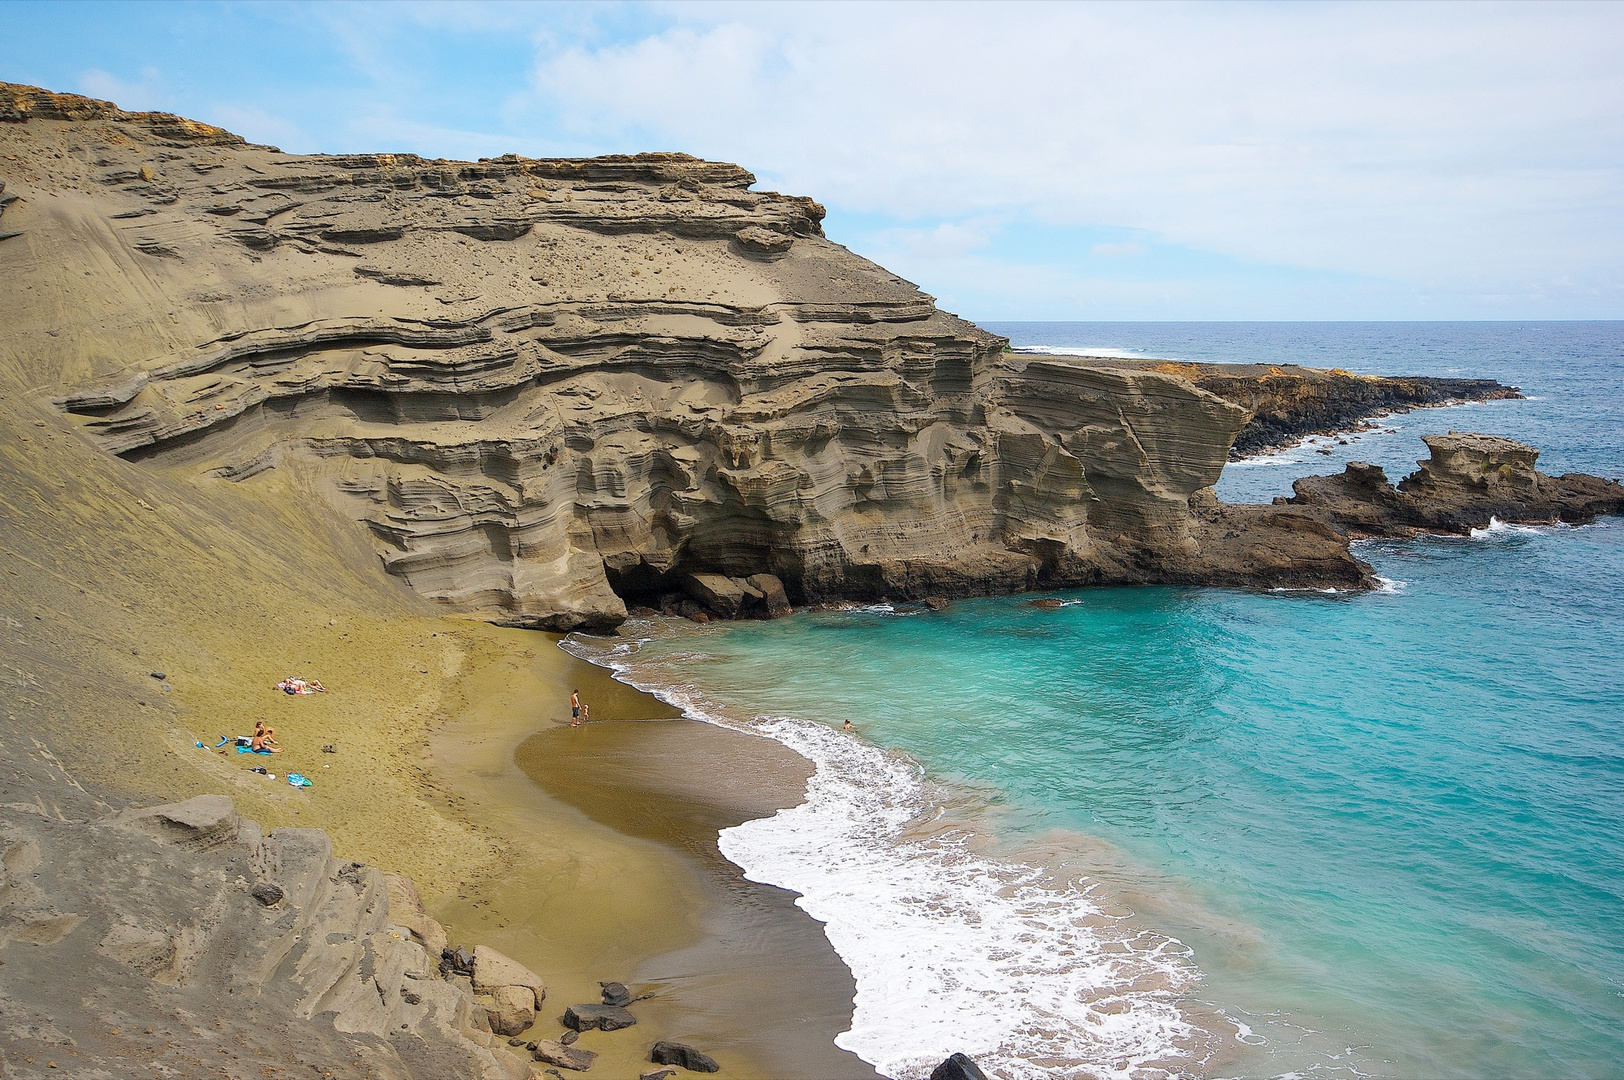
[419,628,875,1079]
[564,618,1237,1080]
[1219,396,1496,462]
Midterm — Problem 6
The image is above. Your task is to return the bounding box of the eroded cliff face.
[2,83,1371,630]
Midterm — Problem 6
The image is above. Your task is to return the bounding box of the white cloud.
[522,1,1624,313]
[78,67,163,111]
[204,105,315,155]
[1089,242,1149,259]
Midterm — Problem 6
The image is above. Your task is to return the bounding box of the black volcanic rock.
[931,1053,990,1080]
[563,1003,637,1031]
[650,1040,720,1072]
[1289,433,1624,536]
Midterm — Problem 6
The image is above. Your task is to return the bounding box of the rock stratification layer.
[3,82,1379,628]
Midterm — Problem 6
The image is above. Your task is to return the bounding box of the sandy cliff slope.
[2,83,1378,641]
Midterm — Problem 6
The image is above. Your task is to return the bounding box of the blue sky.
[4,1,1621,321]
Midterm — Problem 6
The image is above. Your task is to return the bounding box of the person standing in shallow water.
[843,719,853,732]
[570,690,581,727]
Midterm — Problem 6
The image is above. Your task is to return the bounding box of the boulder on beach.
[599,980,634,1006]
[563,1002,637,1031]
[480,983,537,1037]
[746,573,793,617]
[531,1039,596,1072]
[683,572,748,618]
[930,1053,990,1080]
[471,944,547,1008]
[650,1040,719,1073]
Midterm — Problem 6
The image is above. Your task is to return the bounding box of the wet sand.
[423,631,878,1079]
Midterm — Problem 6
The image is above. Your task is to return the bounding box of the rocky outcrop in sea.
[1287,432,1624,536]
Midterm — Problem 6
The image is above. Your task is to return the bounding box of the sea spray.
[722,717,1202,1080]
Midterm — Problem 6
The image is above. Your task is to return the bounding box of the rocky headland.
[1286,432,1624,538]
[1055,357,1521,457]
[4,81,1623,1080]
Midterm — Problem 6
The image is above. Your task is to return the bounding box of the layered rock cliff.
[3,82,1380,630]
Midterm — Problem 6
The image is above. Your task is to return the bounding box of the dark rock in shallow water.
[930,1052,989,1080]
[1027,597,1065,610]
[650,1040,720,1072]
[599,980,633,1006]
[249,881,283,906]
[640,1069,677,1080]
[563,1003,637,1031]
[559,1030,578,1045]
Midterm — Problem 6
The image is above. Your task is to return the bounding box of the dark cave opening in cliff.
[603,560,681,607]
[603,555,802,621]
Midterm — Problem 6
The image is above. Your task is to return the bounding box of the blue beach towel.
[236,746,273,755]
[286,773,312,788]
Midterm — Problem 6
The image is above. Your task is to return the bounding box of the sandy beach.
[408,627,878,1078]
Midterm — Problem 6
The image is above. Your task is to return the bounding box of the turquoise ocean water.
[568,324,1624,1080]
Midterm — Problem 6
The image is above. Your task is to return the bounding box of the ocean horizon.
[568,320,1624,1079]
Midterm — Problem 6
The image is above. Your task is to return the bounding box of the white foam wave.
[1012,345,1165,361]
[1372,576,1406,594]
[1469,516,1549,539]
[723,719,1202,1080]
[1227,428,1400,469]
[563,629,1207,1080]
